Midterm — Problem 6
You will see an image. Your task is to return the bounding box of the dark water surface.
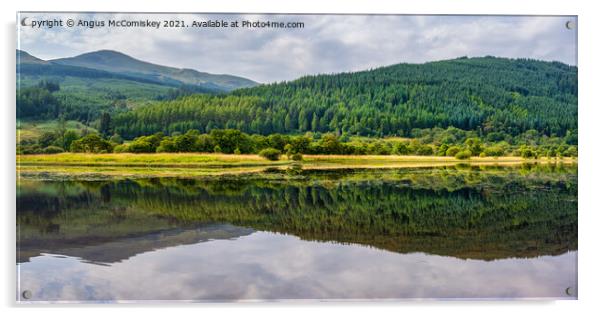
[16,164,578,301]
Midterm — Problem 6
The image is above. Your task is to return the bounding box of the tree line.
[18,126,578,159]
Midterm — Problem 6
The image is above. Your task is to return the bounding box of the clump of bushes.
[259,148,281,161]
[416,145,434,156]
[113,144,129,153]
[455,150,472,160]
[70,134,113,153]
[42,146,64,154]
[445,146,462,157]
[482,145,505,157]
[517,146,538,159]
[291,153,303,161]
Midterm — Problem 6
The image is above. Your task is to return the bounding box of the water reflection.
[17,164,578,301]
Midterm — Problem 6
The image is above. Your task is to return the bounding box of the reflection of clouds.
[18,232,577,301]
[18,13,576,82]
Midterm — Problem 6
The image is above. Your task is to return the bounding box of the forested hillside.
[16,49,257,123]
[114,57,577,139]
[18,54,578,157]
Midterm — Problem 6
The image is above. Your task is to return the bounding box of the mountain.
[16,50,48,64]
[17,49,258,92]
[114,56,578,139]
[49,50,258,91]
[17,49,260,122]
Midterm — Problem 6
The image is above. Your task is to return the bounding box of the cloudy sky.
[18,13,577,83]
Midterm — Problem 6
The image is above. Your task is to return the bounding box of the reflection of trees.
[17,165,577,261]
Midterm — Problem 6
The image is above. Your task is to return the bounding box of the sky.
[17,13,577,83]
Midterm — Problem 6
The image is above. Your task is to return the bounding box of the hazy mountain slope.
[16,49,48,64]
[50,50,258,91]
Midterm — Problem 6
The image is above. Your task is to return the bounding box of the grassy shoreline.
[17,152,577,165]
[16,153,577,179]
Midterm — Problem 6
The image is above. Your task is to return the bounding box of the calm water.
[16,164,578,301]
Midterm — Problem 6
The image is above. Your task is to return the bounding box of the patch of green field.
[302,154,520,164]
[17,153,288,167]
[16,119,98,143]
[19,76,173,102]
[348,135,412,143]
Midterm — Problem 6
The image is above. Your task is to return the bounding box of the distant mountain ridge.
[17,50,48,64]
[17,49,258,91]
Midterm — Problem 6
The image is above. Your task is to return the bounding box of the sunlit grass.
[17,153,576,165]
[18,153,278,165]
[16,152,576,179]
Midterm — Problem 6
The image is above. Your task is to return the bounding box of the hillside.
[17,49,259,123]
[17,50,48,64]
[17,60,176,121]
[50,50,258,91]
[114,56,577,139]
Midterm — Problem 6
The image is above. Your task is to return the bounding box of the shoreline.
[16,153,577,179]
[17,153,577,166]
